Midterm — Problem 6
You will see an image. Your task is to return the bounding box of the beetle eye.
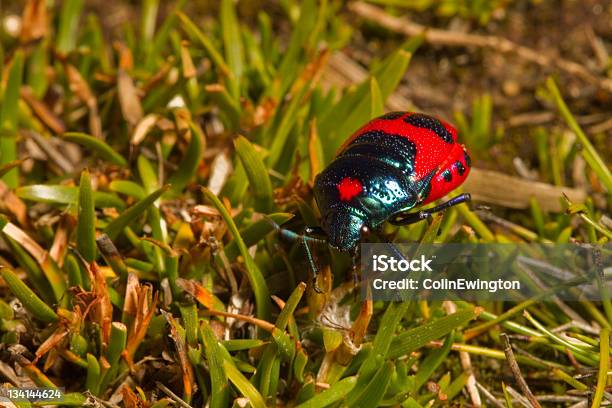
[360,225,371,237]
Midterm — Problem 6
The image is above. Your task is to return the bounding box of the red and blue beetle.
[309,111,472,251]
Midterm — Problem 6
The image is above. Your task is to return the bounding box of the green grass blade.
[3,237,54,304]
[146,0,187,68]
[201,319,230,408]
[414,331,453,391]
[552,368,588,391]
[254,345,280,400]
[85,353,100,395]
[0,50,25,187]
[275,282,306,330]
[502,382,514,407]
[104,185,170,240]
[346,361,394,407]
[0,268,58,323]
[137,155,159,194]
[402,397,424,408]
[222,339,266,351]
[134,155,166,272]
[27,41,49,98]
[57,392,88,406]
[16,185,126,209]
[223,358,267,408]
[17,185,78,204]
[358,302,410,380]
[265,47,328,170]
[63,132,127,166]
[455,202,495,241]
[322,47,413,159]
[99,322,127,392]
[546,77,612,192]
[275,0,317,97]
[179,304,198,347]
[56,0,84,54]
[370,77,384,118]
[295,376,358,408]
[77,170,97,262]
[202,187,271,321]
[234,136,273,213]
[220,0,244,96]
[523,311,599,365]
[109,180,146,200]
[64,253,83,287]
[257,283,306,398]
[592,328,610,408]
[265,87,307,169]
[1,219,68,307]
[167,122,204,193]
[0,51,24,134]
[387,307,479,359]
[206,84,241,130]
[140,0,159,43]
[177,11,231,75]
[224,213,293,260]
[473,93,492,150]
[242,27,269,88]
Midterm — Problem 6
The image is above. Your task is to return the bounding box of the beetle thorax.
[314,156,419,251]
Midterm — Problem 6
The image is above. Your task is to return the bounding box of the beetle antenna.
[263,215,327,245]
[263,215,326,292]
[389,193,471,225]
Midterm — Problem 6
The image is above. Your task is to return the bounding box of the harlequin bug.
[271,112,471,288]
[312,111,471,251]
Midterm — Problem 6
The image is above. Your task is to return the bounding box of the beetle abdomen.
[338,112,470,204]
[339,112,458,182]
[422,142,471,204]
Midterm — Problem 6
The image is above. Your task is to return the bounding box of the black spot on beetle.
[404,113,453,144]
[455,161,466,176]
[464,150,471,168]
[442,169,452,182]
[379,111,405,120]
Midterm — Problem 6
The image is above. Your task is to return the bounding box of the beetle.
[271,111,471,288]
[311,111,471,251]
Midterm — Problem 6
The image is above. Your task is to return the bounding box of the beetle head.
[322,208,365,251]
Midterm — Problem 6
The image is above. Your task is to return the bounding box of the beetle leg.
[301,237,324,293]
[390,193,471,226]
